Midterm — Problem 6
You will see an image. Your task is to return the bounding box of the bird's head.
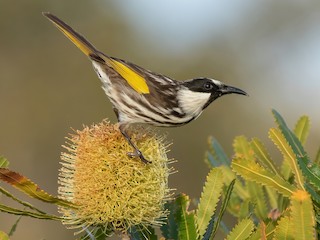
[179,77,247,116]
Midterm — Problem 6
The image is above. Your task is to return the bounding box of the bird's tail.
[43,12,150,94]
[43,12,103,62]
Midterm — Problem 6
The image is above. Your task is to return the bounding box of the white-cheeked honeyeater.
[43,13,248,163]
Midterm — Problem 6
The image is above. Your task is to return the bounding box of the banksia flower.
[58,120,172,235]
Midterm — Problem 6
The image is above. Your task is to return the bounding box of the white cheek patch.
[178,88,211,116]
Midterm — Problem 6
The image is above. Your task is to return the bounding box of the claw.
[127,150,151,164]
[119,123,152,164]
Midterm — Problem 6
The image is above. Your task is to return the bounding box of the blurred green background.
[1,1,320,239]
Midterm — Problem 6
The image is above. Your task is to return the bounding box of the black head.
[182,77,247,109]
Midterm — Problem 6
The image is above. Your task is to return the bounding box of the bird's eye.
[204,82,213,90]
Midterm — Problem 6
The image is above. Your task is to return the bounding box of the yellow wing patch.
[107,59,150,94]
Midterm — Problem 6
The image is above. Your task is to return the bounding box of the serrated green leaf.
[130,225,157,240]
[219,166,249,200]
[272,110,320,191]
[208,137,230,166]
[290,190,316,240]
[248,220,277,240]
[265,186,278,209]
[161,200,178,240]
[175,194,198,240]
[305,183,320,205]
[272,110,308,163]
[0,203,63,220]
[273,216,294,240]
[0,187,45,214]
[308,163,320,184]
[0,168,75,208]
[238,199,251,220]
[0,156,9,168]
[0,231,9,240]
[294,115,310,146]
[226,218,255,240]
[203,180,236,240]
[315,147,320,165]
[196,168,224,238]
[280,160,292,181]
[299,161,320,192]
[233,136,255,161]
[232,158,296,197]
[269,128,305,190]
[247,181,268,219]
[227,192,243,217]
[8,215,22,237]
[206,152,220,168]
[210,179,236,239]
[251,138,280,176]
[201,214,215,240]
[278,194,290,213]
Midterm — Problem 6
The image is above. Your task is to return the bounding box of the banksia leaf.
[8,215,22,237]
[299,161,320,192]
[215,165,249,203]
[0,231,9,240]
[304,163,320,192]
[315,147,320,165]
[161,200,178,240]
[196,168,224,238]
[294,115,310,146]
[264,187,278,209]
[280,160,292,181]
[175,194,197,240]
[305,183,320,205]
[0,156,9,168]
[0,168,73,208]
[272,110,320,190]
[273,216,294,240]
[202,179,236,240]
[238,199,251,220]
[248,221,277,240]
[0,203,62,220]
[269,128,305,190]
[232,158,295,197]
[225,218,255,240]
[129,225,157,240]
[272,109,308,163]
[202,214,216,240]
[0,187,46,214]
[291,190,316,240]
[233,136,255,161]
[247,181,268,219]
[207,137,230,166]
[210,179,236,239]
[250,138,280,176]
[207,138,249,200]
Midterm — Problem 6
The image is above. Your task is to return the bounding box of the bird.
[43,12,247,164]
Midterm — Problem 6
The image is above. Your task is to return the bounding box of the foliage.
[206,109,319,239]
[1,110,320,239]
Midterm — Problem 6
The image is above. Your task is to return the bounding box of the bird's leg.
[119,124,151,164]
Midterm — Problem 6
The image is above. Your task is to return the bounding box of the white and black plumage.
[43,13,247,163]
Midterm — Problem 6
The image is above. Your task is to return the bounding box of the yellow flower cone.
[58,120,172,234]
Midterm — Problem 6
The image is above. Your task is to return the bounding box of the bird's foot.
[127,150,151,164]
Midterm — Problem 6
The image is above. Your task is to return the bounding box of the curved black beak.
[219,84,248,96]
